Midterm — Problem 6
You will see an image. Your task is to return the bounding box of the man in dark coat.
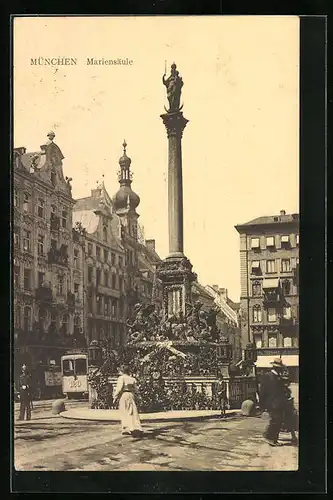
[216,376,228,418]
[259,358,288,446]
[18,364,32,421]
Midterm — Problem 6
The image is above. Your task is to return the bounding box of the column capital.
[160,111,189,138]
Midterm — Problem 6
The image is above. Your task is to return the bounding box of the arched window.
[268,334,277,347]
[252,305,262,323]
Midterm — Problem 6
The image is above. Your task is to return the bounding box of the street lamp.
[88,340,102,367]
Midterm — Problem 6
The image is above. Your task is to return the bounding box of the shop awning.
[256,355,299,368]
[263,278,279,289]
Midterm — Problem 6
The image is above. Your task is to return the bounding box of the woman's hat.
[270,357,285,368]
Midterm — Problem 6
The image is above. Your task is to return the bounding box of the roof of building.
[235,211,299,231]
[205,285,239,326]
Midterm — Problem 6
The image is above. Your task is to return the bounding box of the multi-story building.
[13,132,85,391]
[235,210,299,380]
[73,179,127,348]
[72,141,162,348]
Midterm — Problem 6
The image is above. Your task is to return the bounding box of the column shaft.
[168,134,184,255]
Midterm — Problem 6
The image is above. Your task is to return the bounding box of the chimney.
[212,285,219,292]
[280,210,286,216]
[145,239,155,252]
[219,288,228,301]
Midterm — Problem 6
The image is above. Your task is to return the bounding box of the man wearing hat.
[259,357,289,446]
[18,364,32,421]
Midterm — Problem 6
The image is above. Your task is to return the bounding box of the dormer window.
[266,236,275,248]
[251,237,260,250]
[251,261,261,274]
[281,235,290,247]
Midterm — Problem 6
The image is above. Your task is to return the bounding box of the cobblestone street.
[14,409,298,471]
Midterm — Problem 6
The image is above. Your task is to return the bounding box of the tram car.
[61,353,89,399]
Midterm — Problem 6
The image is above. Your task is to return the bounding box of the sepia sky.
[13,16,300,302]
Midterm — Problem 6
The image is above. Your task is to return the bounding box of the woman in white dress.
[113,364,143,437]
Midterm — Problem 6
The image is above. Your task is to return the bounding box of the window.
[62,314,68,334]
[252,281,261,296]
[104,296,109,315]
[74,315,81,327]
[58,276,64,295]
[266,236,275,247]
[14,189,19,208]
[62,359,74,376]
[14,227,20,247]
[296,234,299,246]
[281,235,290,246]
[14,266,20,287]
[251,261,261,274]
[282,279,291,295]
[23,230,31,252]
[104,271,109,287]
[23,269,31,290]
[253,334,262,348]
[61,210,67,228]
[37,198,45,218]
[266,260,276,273]
[112,274,117,289]
[252,306,262,323]
[119,276,123,294]
[119,256,123,268]
[87,243,93,256]
[251,237,260,249]
[96,246,101,260]
[74,283,80,300]
[51,204,56,215]
[283,336,292,347]
[111,252,116,266]
[283,306,291,319]
[267,307,277,322]
[103,226,107,242]
[37,235,45,256]
[75,359,87,376]
[38,272,45,287]
[111,299,117,317]
[74,249,79,268]
[51,170,57,186]
[103,249,108,262]
[268,335,277,348]
[88,266,93,283]
[281,259,291,272]
[96,295,102,314]
[23,192,31,212]
[51,238,57,250]
[96,269,101,286]
[23,306,31,331]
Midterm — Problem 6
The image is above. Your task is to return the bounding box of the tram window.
[75,358,87,376]
[62,359,74,376]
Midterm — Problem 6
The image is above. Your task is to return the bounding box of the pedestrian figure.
[18,364,33,421]
[113,364,143,438]
[280,371,298,445]
[216,376,228,418]
[259,358,289,447]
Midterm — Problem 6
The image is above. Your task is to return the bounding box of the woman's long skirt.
[119,392,142,434]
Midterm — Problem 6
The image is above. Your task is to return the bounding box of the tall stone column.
[160,112,188,257]
[158,63,196,321]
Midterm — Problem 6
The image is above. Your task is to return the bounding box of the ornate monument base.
[156,255,197,321]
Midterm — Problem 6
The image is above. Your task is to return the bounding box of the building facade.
[13,132,85,393]
[235,210,299,380]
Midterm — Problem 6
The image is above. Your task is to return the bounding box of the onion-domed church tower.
[112,140,140,240]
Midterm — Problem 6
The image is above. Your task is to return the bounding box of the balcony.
[35,285,53,303]
[47,245,69,267]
